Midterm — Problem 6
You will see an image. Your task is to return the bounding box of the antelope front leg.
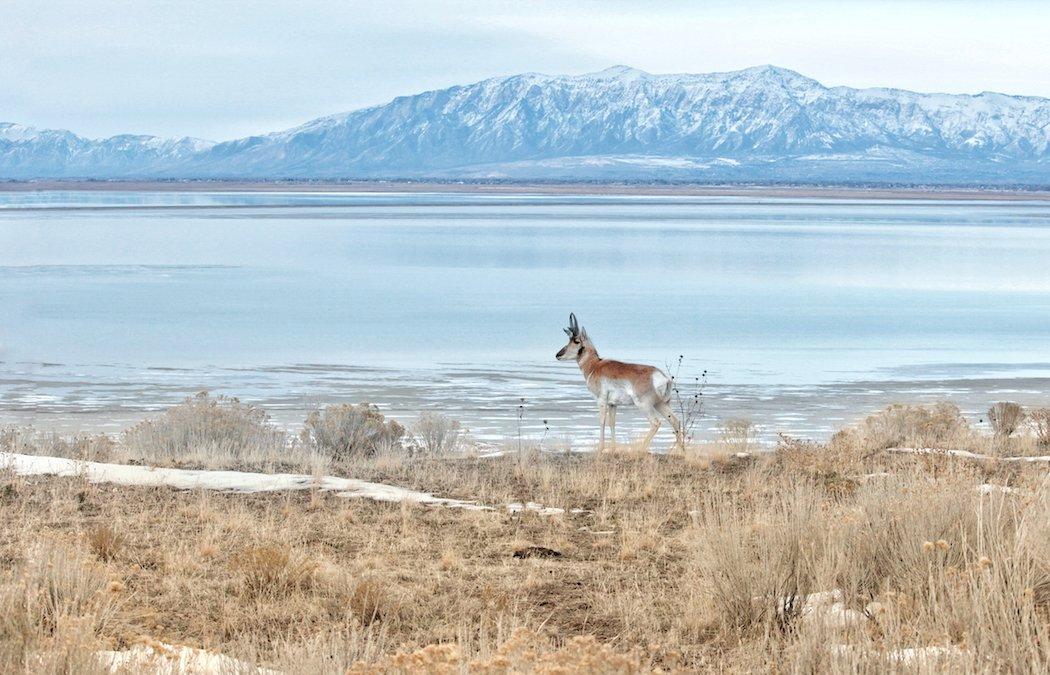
[597,403,608,453]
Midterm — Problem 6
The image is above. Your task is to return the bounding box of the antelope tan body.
[556,313,683,452]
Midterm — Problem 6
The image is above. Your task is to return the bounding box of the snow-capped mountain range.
[3,65,1049,184]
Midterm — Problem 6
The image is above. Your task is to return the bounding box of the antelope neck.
[577,344,601,378]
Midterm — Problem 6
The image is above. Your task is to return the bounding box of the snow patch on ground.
[98,639,279,674]
[888,447,1050,463]
[831,644,967,667]
[0,452,486,509]
[977,483,1017,495]
[755,589,868,630]
[0,452,569,515]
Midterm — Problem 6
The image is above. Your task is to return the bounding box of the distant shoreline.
[2,180,1050,201]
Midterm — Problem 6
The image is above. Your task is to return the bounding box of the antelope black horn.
[569,313,578,331]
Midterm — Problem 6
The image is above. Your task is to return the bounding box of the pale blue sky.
[3,0,1049,140]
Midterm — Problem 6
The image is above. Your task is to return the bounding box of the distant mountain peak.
[733,64,824,90]
[580,65,650,81]
[740,64,803,77]
[0,122,44,143]
[2,66,1049,184]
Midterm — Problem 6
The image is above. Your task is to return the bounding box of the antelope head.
[556,313,589,361]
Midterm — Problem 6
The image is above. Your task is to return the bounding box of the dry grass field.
[1,397,1048,673]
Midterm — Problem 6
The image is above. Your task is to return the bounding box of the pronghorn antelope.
[556,313,684,452]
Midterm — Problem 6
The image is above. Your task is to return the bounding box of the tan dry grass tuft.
[346,575,397,627]
[85,525,125,563]
[230,544,320,598]
[0,540,119,673]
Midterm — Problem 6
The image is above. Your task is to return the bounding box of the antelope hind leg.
[640,414,661,452]
[597,403,608,453]
[657,402,685,453]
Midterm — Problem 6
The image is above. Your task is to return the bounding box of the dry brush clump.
[988,401,1026,438]
[410,412,464,456]
[858,402,977,450]
[849,401,1050,458]
[301,403,406,460]
[85,524,125,563]
[682,460,1050,671]
[1027,407,1050,448]
[0,427,115,463]
[120,391,289,467]
[718,418,758,454]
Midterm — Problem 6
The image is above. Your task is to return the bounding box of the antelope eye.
[572,339,580,344]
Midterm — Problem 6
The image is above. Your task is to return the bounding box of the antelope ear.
[581,327,589,340]
[563,328,573,336]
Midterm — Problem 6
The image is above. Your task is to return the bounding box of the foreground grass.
[0,400,1048,673]
[0,451,1047,671]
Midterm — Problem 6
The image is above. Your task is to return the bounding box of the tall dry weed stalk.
[668,356,706,444]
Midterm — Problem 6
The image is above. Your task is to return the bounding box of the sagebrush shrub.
[860,402,971,449]
[121,391,286,465]
[988,401,1025,438]
[301,403,405,459]
[412,412,463,455]
[719,418,757,453]
[1029,408,1050,448]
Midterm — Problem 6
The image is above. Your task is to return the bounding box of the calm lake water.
[2,190,1049,445]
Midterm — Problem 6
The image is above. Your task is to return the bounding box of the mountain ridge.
[2,66,1048,184]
